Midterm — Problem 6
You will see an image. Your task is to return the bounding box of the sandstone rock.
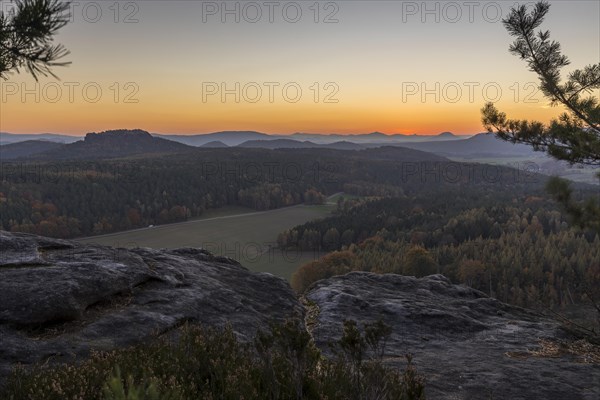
[2,231,598,399]
[306,272,600,400]
[0,231,302,386]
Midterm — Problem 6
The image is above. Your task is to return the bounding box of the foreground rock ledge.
[306,272,600,400]
[0,231,302,385]
[1,232,598,399]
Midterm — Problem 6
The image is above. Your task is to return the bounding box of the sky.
[1,0,599,136]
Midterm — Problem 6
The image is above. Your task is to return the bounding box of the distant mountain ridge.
[1,130,470,147]
[0,128,541,159]
[287,131,465,144]
[397,132,538,157]
[3,129,511,161]
[238,139,372,151]
[0,132,79,145]
[0,140,64,160]
[157,131,271,147]
[437,131,456,138]
[200,141,229,148]
[30,129,195,160]
[1,129,461,161]
[238,139,321,149]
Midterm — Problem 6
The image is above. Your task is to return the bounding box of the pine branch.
[0,0,70,80]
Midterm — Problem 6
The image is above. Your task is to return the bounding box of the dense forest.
[284,195,600,313]
[3,143,599,314]
[0,146,551,238]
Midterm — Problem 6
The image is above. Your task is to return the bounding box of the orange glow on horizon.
[1,0,596,139]
[0,71,571,137]
[1,94,565,137]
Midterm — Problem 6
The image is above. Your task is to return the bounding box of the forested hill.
[284,195,600,317]
[0,145,558,238]
[0,140,63,160]
[398,132,537,157]
[27,129,196,160]
[4,130,449,162]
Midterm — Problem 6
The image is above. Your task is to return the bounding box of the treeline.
[287,195,600,311]
[0,147,548,238]
[0,149,341,237]
[279,193,574,251]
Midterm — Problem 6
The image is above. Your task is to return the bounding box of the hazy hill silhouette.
[238,139,321,149]
[437,131,457,139]
[1,130,470,147]
[157,131,273,147]
[200,141,229,148]
[397,133,537,157]
[238,139,367,151]
[0,140,64,160]
[32,129,194,160]
[355,145,449,162]
[0,132,78,145]
[289,131,463,144]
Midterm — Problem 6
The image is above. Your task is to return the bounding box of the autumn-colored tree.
[291,250,357,293]
[458,259,487,288]
[402,246,438,277]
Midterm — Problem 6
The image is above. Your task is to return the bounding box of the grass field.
[77,202,336,280]
[326,192,363,203]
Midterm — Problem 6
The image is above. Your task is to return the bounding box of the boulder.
[306,272,599,400]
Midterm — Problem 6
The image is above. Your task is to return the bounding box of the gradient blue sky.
[1,0,599,135]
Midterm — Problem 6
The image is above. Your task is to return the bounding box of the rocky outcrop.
[306,272,600,400]
[0,231,302,385]
[2,231,599,399]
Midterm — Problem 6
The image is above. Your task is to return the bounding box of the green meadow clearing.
[77,201,338,280]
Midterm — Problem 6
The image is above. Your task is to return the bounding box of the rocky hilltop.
[1,231,598,399]
[28,129,194,160]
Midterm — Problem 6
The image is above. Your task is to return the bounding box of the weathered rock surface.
[2,231,599,399]
[0,231,302,386]
[306,272,600,400]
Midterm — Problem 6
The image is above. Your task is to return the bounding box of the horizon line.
[1,130,481,138]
